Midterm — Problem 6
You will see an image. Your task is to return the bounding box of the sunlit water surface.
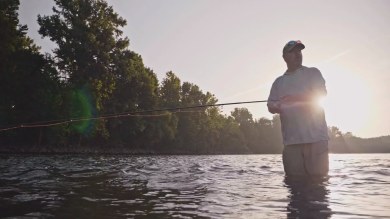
[0,154,389,218]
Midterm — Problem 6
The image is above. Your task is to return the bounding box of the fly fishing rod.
[0,100,270,132]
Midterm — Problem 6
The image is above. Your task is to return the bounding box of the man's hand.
[268,93,319,114]
[267,101,281,114]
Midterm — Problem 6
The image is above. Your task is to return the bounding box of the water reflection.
[2,154,390,218]
[284,176,332,219]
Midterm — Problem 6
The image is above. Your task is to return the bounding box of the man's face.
[283,47,303,67]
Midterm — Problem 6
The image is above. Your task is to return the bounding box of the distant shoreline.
[0,145,243,155]
[1,135,390,155]
[1,146,389,155]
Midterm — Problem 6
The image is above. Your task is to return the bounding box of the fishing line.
[0,100,269,132]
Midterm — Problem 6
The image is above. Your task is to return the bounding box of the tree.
[217,116,247,153]
[328,126,349,153]
[176,82,216,152]
[159,71,181,108]
[38,0,130,139]
[0,0,63,146]
[231,108,254,126]
[230,108,255,151]
[105,52,162,149]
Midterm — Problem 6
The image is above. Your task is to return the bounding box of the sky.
[19,0,390,138]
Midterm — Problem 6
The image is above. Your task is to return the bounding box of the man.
[267,40,329,176]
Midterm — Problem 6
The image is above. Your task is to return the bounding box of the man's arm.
[267,80,280,114]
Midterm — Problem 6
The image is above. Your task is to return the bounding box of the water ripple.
[0,154,390,218]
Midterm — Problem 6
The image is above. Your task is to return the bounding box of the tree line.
[0,0,386,154]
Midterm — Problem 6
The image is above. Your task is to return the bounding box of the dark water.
[0,154,389,218]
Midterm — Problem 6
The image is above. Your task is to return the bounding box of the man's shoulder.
[273,74,285,84]
[303,66,321,74]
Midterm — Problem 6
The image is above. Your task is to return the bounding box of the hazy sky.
[19,0,390,138]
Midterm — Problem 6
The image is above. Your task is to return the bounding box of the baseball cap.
[283,40,305,54]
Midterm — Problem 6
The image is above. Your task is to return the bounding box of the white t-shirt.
[268,66,329,145]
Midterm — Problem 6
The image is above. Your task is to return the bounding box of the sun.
[319,65,372,135]
[317,96,326,108]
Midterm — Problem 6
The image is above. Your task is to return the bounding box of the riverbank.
[0,144,161,155]
[2,135,390,154]
[1,144,390,155]
[0,145,253,155]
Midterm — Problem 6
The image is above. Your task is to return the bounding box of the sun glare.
[320,65,372,135]
[317,96,326,108]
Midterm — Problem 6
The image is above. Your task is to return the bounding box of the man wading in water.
[267,40,329,176]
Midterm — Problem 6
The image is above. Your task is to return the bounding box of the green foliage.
[37,0,139,141]
[38,0,128,112]
[160,72,181,108]
[0,0,64,146]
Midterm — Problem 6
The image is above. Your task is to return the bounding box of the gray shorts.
[282,140,329,176]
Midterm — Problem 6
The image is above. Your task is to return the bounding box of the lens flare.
[317,96,326,108]
[70,87,96,135]
[320,64,372,136]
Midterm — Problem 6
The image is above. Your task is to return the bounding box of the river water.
[0,154,389,218]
